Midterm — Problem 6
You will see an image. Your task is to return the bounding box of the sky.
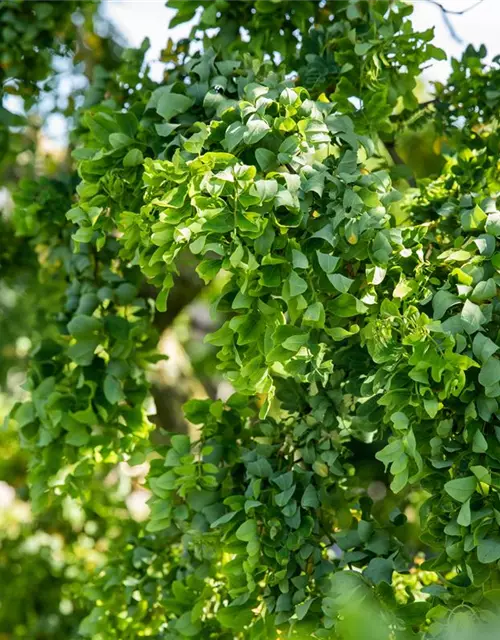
[36,0,500,146]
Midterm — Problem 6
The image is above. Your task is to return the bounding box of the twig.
[424,0,484,16]
[423,0,484,44]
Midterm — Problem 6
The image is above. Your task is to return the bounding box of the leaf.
[472,430,488,453]
[317,251,339,274]
[279,87,298,105]
[390,468,409,494]
[157,92,194,121]
[109,133,134,148]
[211,511,238,528]
[103,375,124,404]
[255,147,276,171]
[244,117,271,144]
[65,423,90,447]
[393,278,412,299]
[282,333,309,352]
[471,465,491,485]
[363,558,393,585]
[253,179,278,202]
[72,226,93,243]
[432,290,460,320]
[67,315,101,338]
[68,338,99,366]
[325,325,359,340]
[444,476,477,503]
[123,148,144,167]
[477,537,500,564]
[295,598,314,621]
[461,204,486,231]
[275,486,295,507]
[225,121,247,151]
[366,265,386,285]
[327,273,353,293]
[471,278,496,302]
[292,250,309,269]
[303,302,325,327]
[175,611,201,637]
[478,358,500,387]
[247,458,273,478]
[216,606,253,630]
[457,499,471,527]
[196,259,222,284]
[329,294,367,317]
[391,412,409,430]
[461,300,486,334]
[473,333,498,363]
[301,484,319,509]
[235,519,257,542]
[171,434,191,455]
[287,271,308,297]
[485,212,500,236]
[337,149,358,175]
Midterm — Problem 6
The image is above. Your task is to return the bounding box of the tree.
[2,1,500,638]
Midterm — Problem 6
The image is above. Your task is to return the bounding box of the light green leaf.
[444,476,477,503]
[317,251,339,274]
[157,92,194,121]
[123,148,144,167]
[292,249,309,269]
[252,179,278,202]
[472,429,488,453]
[224,121,247,151]
[282,332,309,352]
[244,117,271,144]
[391,412,409,430]
[461,300,486,334]
[327,273,353,293]
[457,499,471,527]
[288,271,308,297]
[235,519,257,542]
[461,204,486,231]
[485,212,500,236]
[471,465,491,485]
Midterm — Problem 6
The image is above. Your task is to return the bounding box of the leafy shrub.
[4,1,500,638]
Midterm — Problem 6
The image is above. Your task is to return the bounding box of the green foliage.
[0,1,85,98]
[0,418,138,639]
[5,0,500,638]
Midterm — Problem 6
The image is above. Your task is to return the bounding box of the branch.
[139,255,207,437]
[141,257,205,333]
[385,141,417,188]
[425,0,484,16]
[150,329,207,441]
[424,0,484,43]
